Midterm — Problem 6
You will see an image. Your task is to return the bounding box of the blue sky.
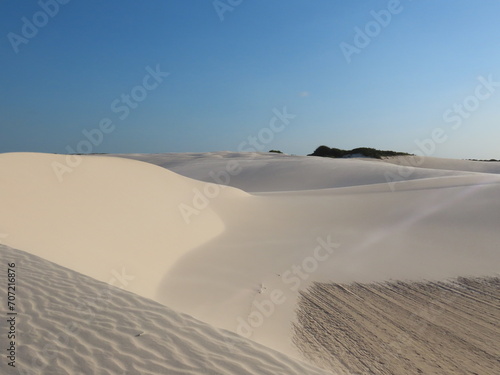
[1,0,500,159]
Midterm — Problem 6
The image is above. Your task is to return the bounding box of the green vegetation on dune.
[467,158,500,162]
[309,145,411,159]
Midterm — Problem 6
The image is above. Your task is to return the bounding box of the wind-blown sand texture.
[293,278,500,375]
[0,245,331,375]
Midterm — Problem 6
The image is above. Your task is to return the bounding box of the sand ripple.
[0,245,331,375]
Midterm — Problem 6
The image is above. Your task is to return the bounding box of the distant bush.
[467,159,500,162]
[308,145,411,159]
[269,150,283,154]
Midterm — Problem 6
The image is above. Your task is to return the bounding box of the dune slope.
[2,152,500,362]
[0,244,332,375]
[383,155,500,175]
[294,278,500,375]
[0,152,246,301]
[114,152,477,192]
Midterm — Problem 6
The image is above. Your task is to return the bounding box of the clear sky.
[1,0,500,159]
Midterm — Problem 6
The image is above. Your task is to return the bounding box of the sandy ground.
[1,151,499,371]
[113,152,485,192]
[0,244,331,375]
[383,154,500,175]
[293,277,500,375]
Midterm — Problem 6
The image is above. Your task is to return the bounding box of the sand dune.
[1,151,499,370]
[156,172,500,355]
[0,244,331,375]
[0,152,246,301]
[384,155,500,175]
[114,152,478,192]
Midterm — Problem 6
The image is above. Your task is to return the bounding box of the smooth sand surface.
[114,152,481,192]
[118,152,500,355]
[383,154,500,174]
[0,152,247,300]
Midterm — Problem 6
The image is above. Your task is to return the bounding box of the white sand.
[114,152,479,192]
[117,152,500,354]
[383,154,500,174]
[0,152,246,300]
[0,244,331,375]
[1,151,499,366]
